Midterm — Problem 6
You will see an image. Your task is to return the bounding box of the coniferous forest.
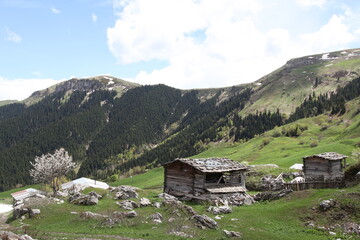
[0,74,359,191]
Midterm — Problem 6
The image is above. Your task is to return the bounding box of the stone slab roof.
[205,185,246,193]
[165,158,247,172]
[303,152,348,161]
[11,188,42,201]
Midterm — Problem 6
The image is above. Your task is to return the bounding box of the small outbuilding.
[303,152,347,181]
[163,158,248,198]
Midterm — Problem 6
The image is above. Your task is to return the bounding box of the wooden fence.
[284,181,344,191]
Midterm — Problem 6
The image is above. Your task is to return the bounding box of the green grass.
[9,182,359,240]
[110,167,164,189]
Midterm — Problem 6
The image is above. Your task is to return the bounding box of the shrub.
[272,130,281,137]
[345,162,360,181]
[310,141,318,147]
[261,138,271,147]
[106,174,119,182]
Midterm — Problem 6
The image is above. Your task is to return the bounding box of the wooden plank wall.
[164,161,195,194]
[304,158,330,176]
[194,171,205,194]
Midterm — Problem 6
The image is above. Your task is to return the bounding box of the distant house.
[289,163,303,171]
[303,152,347,181]
[11,188,42,202]
[163,158,248,198]
[61,177,109,190]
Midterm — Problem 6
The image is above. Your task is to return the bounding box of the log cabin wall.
[194,170,205,194]
[164,161,195,195]
[304,157,343,178]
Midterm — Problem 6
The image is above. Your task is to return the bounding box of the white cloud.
[296,0,327,8]
[92,13,98,23]
[0,77,62,101]
[51,7,61,14]
[300,14,355,53]
[5,28,21,43]
[107,0,358,89]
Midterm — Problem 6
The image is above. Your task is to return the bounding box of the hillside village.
[0,48,359,239]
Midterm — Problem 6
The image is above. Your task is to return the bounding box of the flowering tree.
[30,148,76,193]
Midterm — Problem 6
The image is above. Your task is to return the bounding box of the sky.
[1,0,360,101]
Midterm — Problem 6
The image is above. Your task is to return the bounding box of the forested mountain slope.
[0,48,360,191]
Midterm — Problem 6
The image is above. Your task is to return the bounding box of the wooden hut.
[303,152,347,181]
[163,158,248,198]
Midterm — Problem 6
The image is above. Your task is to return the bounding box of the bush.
[106,174,119,182]
[310,141,318,147]
[272,130,281,137]
[261,138,271,147]
[345,162,360,181]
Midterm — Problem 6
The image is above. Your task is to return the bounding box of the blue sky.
[1,0,360,100]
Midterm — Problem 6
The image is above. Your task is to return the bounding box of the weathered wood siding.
[304,157,343,177]
[164,161,195,194]
[194,170,205,194]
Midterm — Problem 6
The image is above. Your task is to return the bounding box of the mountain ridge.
[0,48,360,191]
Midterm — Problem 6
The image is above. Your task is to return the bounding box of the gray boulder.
[89,191,102,199]
[153,201,161,208]
[140,197,151,207]
[124,210,137,218]
[319,199,336,211]
[158,193,177,201]
[111,185,139,199]
[29,209,41,218]
[207,206,232,215]
[116,200,139,210]
[193,214,218,229]
[150,212,163,223]
[223,230,241,238]
[69,193,99,205]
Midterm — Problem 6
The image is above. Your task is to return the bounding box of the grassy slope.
[1,174,357,240]
[241,49,360,116]
[194,98,360,168]
[1,102,359,239]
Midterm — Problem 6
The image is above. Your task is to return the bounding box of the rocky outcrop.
[139,198,151,207]
[68,193,99,205]
[158,193,177,201]
[207,206,232,214]
[319,199,336,211]
[116,200,139,210]
[0,231,34,240]
[111,186,139,199]
[193,214,218,229]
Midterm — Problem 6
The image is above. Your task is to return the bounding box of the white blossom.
[30,148,76,193]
